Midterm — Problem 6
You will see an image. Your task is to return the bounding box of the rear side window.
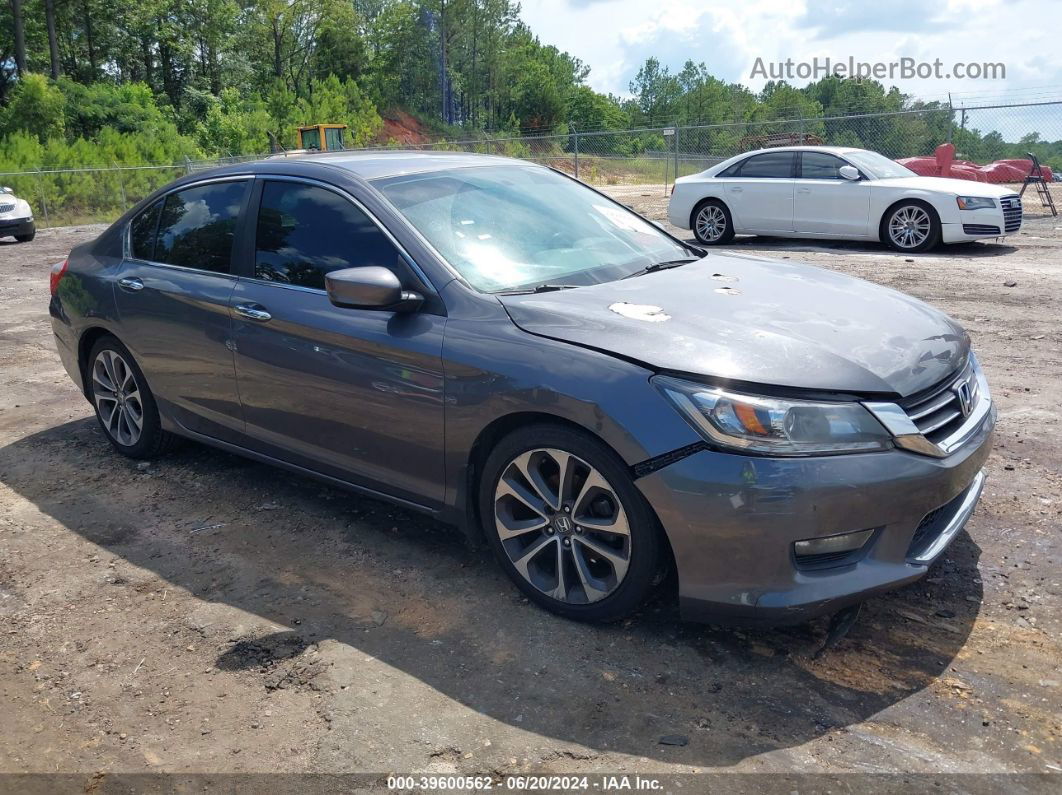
[154,181,247,274]
[129,199,162,260]
[801,152,848,179]
[735,152,794,178]
[718,161,744,178]
[254,181,401,290]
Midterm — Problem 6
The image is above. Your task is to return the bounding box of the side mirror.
[838,165,861,181]
[325,266,423,312]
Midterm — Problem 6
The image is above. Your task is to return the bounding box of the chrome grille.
[0,203,14,214]
[1000,194,1022,233]
[899,359,979,445]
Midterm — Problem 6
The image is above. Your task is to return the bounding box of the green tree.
[0,73,65,141]
[629,57,680,125]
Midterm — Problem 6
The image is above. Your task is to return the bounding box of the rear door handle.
[117,277,144,292]
[233,303,272,322]
[730,186,743,193]
[797,187,812,194]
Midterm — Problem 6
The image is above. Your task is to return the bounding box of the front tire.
[87,335,176,459]
[691,199,735,245]
[479,424,662,622]
[15,227,35,243]
[882,201,940,252]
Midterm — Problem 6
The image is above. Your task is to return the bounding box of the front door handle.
[117,277,144,292]
[233,303,272,322]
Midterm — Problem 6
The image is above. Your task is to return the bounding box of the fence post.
[184,156,193,176]
[114,161,128,212]
[947,93,954,143]
[34,168,50,228]
[674,125,680,194]
[573,126,579,180]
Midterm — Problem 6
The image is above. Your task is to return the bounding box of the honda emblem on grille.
[955,380,973,417]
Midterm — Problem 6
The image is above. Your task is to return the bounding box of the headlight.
[653,376,893,455]
[956,196,996,210]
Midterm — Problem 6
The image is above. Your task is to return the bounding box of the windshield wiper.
[497,283,580,295]
[622,258,699,279]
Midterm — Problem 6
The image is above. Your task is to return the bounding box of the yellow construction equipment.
[296,124,348,152]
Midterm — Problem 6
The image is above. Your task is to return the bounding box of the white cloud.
[797,0,944,37]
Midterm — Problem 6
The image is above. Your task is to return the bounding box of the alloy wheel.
[695,205,727,242]
[493,448,632,604]
[92,349,144,447]
[888,205,931,249]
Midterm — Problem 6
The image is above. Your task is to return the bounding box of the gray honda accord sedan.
[49,151,994,625]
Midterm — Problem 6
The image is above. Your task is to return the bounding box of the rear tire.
[87,335,176,459]
[479,424,662,622]
[881,201,940,253]
[691,199,735,245]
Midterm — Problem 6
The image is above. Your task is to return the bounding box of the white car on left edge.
[0,186,36,243]
[668,146,1022,253]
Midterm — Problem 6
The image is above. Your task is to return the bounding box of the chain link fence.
[414,100,1062,195]
[2,100,1059,228]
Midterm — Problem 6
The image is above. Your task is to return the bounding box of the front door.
[113,179,250,441]
[794,151,872,236]
[230,178,446,507]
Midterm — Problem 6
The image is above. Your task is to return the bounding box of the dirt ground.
[0,196,1059,788]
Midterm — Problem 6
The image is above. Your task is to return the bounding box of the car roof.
[257,149,528,180]
[737,145,865,157]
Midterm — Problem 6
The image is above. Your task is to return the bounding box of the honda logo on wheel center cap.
[553,514,574,534]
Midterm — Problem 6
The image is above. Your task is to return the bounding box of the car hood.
[498,254,968,397]
[872,176,1016,197]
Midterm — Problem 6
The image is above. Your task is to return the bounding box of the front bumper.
[941,205,1019,243]
[0,217,34,237]
[637,405,994,625]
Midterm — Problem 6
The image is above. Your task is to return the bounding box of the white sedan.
[0,186,36,243]
[668,146,1022,253]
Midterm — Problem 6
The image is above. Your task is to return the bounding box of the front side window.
[736,152,795,178]
[154,181,246,274]
[254,181,401,289]
[801,152,848,179]
[374,165,689,293]
[130,199,162,260]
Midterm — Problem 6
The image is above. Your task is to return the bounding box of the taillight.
[50,259,68,296]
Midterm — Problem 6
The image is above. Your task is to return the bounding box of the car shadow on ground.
[0,419,984,766]
[697,236,1020,259]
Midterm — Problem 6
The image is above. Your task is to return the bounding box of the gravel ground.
[0,200,1059,787]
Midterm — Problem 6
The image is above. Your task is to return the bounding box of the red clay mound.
[378,110,431,145]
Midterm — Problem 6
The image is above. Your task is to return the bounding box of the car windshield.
[844,150,917,179]
[373,165,690,292]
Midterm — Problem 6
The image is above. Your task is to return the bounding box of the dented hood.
[497,254,968,397]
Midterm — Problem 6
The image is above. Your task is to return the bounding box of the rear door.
[794,151,872,236]
[722,151,796,233]
[228,177,446,507]
[113,178,250,441]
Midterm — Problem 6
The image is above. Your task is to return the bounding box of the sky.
[520,0,1062,136]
